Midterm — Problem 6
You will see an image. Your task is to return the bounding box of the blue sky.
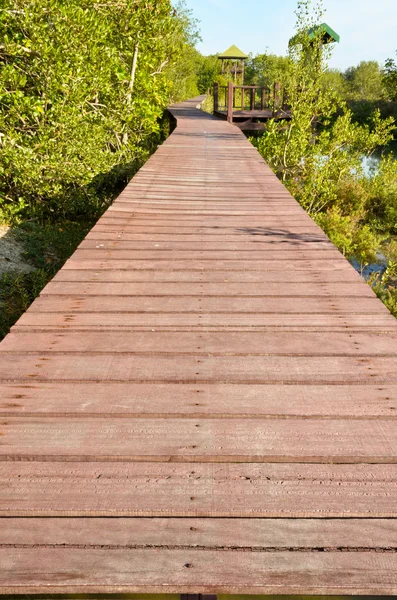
[184,0,397,70]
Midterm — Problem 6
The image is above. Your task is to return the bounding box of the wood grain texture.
[1,416,397,463]
[1,353,397,383]
[2,517,397,548]
[1,461,397,517]
[0,95,397,594]
[1,382,397,418]
[2,547,397,595]
[3,330,397,355]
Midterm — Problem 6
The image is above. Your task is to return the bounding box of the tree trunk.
[122,41,139,145]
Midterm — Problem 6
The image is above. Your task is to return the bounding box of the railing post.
[213,82,219,112]
[241,87,245,110]
[273,82,281,117]
[227,81,233,123]
[250,87,255,111]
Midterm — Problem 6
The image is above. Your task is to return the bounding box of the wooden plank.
[2,517,397,549]
[71,249,343,261]
[1,416,397,463]
[80,238,336,249]
[91,224,329,235]
[13,311,396,330]
[3,330,397,355]
[84,235,334,247]
[0,353,396,384]
[1,382,397,418]
[25,294,388,314]
[1,461,397,517]
[52,268,362,283]
[40,281,375,297]
[2,547,397,595]
[62,258,363,271]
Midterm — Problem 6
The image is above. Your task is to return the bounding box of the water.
[352,141,397,277]
[350,254,387,280]
[361,140,397,175]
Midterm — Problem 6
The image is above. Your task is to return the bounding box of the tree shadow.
[235,226,330,245]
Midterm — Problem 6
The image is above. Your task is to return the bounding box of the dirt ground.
[0,226,33,276]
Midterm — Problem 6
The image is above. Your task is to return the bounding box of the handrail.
[213,81,287,123]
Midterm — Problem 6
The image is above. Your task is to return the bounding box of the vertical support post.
[213,82,219,112]
[260,88,265,110]
[282,88,288,111]
[241,88,245,110]
[250,87,255,111]
[227,81,233,123]
[273,82,281,117]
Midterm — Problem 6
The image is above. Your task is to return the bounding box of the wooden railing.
[214,81,287,123]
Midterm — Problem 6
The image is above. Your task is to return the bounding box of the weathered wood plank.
[26,295,387,314]
[1,417,397,463]
[71,249,343,260]
[0,353,396,384]
[2,547,397,595]
[2,330,397,355]
[53,268,362,283]
[1,382,397,418]
[2,517,396,549]
[61,258,367,271]
[40,281,375,297]
[1,461,397,517]
[13,311,396,330]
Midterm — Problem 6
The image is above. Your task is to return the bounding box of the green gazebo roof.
[308,23,340,44]
[218,45,248,59]
[289,22,340,47]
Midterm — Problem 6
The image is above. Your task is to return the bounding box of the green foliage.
[0,0,196,224]
[366,154,397,233]
[344,61,385,101]
[315,207,381,270]
[245,53,291,87]
[196,54,222,93]
[382,53,397,102]
[0,0,198,339]
[252,0,396,275]
[322,69,347,97]
[323,59,397,128]
[370,240,397,318]
[346,99,397,128]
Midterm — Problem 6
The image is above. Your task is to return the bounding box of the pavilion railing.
[213,81,288,122]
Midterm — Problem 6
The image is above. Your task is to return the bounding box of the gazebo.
[308,22,340,44]
[289,22,340,47]
[218,44,248,84]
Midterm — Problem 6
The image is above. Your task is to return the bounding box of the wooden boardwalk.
[1,96,397,595]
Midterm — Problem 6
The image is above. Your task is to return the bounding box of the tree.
[0,0,196,223]
[244,53,291,88]
[253,0,394,216]
[322,68,347,97]
[196,55,222,94]
[382,53,397,101]
[344,61,384,101]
